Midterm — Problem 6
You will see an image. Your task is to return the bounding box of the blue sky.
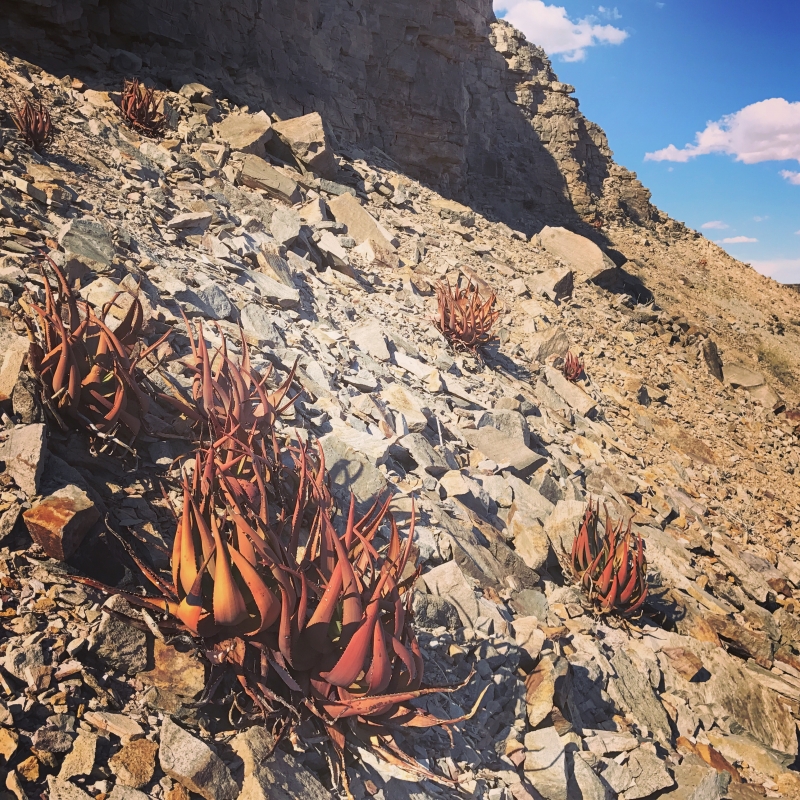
[493,0,800,283]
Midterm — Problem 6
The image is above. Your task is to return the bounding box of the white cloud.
[701,220,728,230]
[645,98,800,165]
[598,6,622,20]
[720,236,758,244]
[780,170,800,185]
[750,259,800,284]
[497,1,628,61]
[753,215,769,222]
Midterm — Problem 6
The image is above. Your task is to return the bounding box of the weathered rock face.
[1,1,655,233]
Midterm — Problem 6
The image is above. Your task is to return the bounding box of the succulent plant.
[571,500,648,616]
[118,78,165,137]
[434,279,499,354]
[23,256,168,450]
[10,97,53,151]
[562,351,584,382]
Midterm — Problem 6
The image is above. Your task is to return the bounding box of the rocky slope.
[0,20,799,800]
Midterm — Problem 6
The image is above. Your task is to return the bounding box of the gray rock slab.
[90,608,148,675]
[399,432,449,475]
[58,218,114,266]
[232,723,332,800]
[239,303,286,346]
[422,559,481,629]
[462,427,546,476]
[545,366,596,416]
[539,226,618,282]
[2,423,47,497]
[159,717,238,800]
[320,433,388,513]
[238,155,301,204]
[238,270,300,308]
[477,409,531,447]
[523,726,567,800]
[621,748,674,799]
[216,110,272,156]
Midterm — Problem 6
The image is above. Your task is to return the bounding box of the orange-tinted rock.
[23,484,98,560]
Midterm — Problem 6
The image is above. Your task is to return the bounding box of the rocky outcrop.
[1,1,656,233]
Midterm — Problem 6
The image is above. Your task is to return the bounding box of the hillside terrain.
[0,5,799,800]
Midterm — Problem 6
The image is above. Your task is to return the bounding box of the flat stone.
[462,428,546,476]
[525,653,557,726]
[58,732,97,780]
[722,363,765,389]
[319,433,388,513]
[621,748,674,799]
[2,423,47,497]
[543,499,586,556]
[423,559,481,629]
[23,484,99,560]
[706,731,792,780]
[58,218,114,267]
[238,270,300,309]
[47,778,93,800]
[238,155,301,204]
[570,754,613,800]
[110,738,159,788]
[412,590,461,630]
[215,111,272,156]
[328,192,395,249]
[523,726,567,800]
[232,725,332,800]
[167,211,212,231]
[0,334,30,402]
[83,711,144,742]
[582,730,640,756]
[3,641,45,681]
[272,112,336,178]
[257,252,295,286]
[539,226,618,282]
[90,608,148,675]
[545,366,596,416]
[270,206,302,246]
[477,409,530,447]
[528,325,571,363]
[399,432,448,475]
[195,282,233,320]
[528,267,574,301]
[347,320,391,361]
[108,787,150,800]
[159,717,238,800]
[381,383,429,433]
[138,639,205,712]
[608,650,673,744]
[239,304,285,346]
[513,616,546,661]
[659,763,723,800]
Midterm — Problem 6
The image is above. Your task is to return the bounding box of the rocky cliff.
[2,0,656,233]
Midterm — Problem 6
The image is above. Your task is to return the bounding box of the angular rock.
[528,267,574,301]
[399,432,448,475]
[381,383,429,433]
[477,409,530,447]
[328,192,395,249]
[347,319,391,361]
[545,366,596,416]
[270,206,302,246]
[110,738,158,789]
[319,433,388,512]
[238,155,301,204]
[83,711,144,741]
[525,653,558,727]
[412,590,462,630]
[0,334,30,402]
[239,304,285,346]
[108,787,150,800]
[523,726,567,800]
[2,422,47,497]
[272,112,336,178]
[215,110,272,156]
[90,606,148,675]
[58,732,97,780]
[514,616,546,661]
[569,754,613,800]
[167,211,212,231]
[47,778,93,800]
[701,339,723,381]
[159,718,238,800]
[462,428,546,476]
[528,325,570,363]
[543,499,586,556]
[238,271,300,308]
[232,725,332,800]
[608,650,673,744]
[23,484,99,560]
[622,748,674,799]
[58,218,114,267]
[660,763,723,800]
[539,226,618,282]
[722,363,764,389]
[195,282,233,320]
[422,559,481,629]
